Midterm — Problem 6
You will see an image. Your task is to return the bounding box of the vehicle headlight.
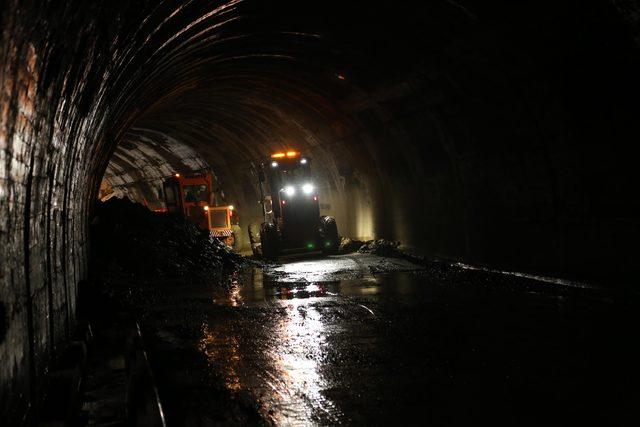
[302,183,314,195]
[284,186,296,196]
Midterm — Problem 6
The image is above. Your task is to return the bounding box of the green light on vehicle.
[307,243,315,249]
[325,241,332,247]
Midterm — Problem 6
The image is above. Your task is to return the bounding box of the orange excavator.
[162,171,237,247]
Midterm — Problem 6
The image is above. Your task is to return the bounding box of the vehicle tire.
[260,222,279,261]
[320,216,339,255]
[227,232,236,249]
[248,223,261,256]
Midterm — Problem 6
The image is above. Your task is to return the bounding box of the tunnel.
[2,0,640,424]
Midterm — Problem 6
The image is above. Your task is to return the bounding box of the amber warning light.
[271,151,300,159]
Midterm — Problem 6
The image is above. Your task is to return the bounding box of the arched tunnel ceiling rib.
[101,128,210,208]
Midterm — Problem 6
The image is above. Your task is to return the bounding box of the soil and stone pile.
[90,197,242,282]
[339,236,403,257]
[357,239,402,256]
[338,237,364,254]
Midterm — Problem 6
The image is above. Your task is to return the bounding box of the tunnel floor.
[113,253,640,425]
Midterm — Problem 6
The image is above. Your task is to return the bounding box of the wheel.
[319,216,339,255]
[248,223,261,256]
[260,222,280,260]
[225,233,236,249]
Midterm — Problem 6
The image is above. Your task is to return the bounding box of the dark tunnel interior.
[2,0,640,423]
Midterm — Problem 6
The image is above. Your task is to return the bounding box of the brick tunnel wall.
[1,8,87,421]
[0,0,151,419]
[2,0,640,422]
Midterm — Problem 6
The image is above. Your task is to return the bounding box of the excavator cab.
[207,205,237,247]
[163,172,237,247]
[252,150,339,259]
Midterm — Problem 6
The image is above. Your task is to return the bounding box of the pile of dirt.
[339,237,403,257]
[90,197,242,282]
[357,239,402,257]
[338,237,365,254]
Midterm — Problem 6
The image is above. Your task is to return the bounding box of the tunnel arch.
[101,127,212,210]
[2,0,640,421]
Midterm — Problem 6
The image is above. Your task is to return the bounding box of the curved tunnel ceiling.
[101,127,211,208]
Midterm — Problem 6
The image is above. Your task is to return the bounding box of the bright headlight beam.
[302,183,314,194]
[284,186,296,196]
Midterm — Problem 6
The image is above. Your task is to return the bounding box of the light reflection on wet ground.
[203,277,347,423]
[198,254,425,424]
[147,253,640,425]
[201,293,340,424]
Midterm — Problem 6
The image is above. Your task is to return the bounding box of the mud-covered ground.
[125,253,640,426]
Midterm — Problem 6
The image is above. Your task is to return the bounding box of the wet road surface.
[142,253,640,425]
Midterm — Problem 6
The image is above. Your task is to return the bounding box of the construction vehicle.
[162,171,237,247]
[251,150,339,259]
